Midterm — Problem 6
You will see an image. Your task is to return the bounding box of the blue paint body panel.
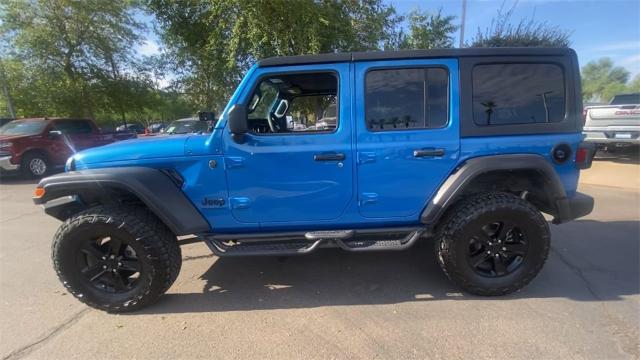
[68,58,585,234]
[354,59,460,218]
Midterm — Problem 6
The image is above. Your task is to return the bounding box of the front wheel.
[52,206,181,312]
[436,192,550,296]
[21,152,49,178]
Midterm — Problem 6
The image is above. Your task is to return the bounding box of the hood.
[73,135,190,166]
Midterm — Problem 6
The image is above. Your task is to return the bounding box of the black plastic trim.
[258,47,575,67]
[554,192,594,224]
[33,167,210,235]
[420,154,568,225]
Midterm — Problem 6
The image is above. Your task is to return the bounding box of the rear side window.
[365,67,448,131]
[472,63,565,126]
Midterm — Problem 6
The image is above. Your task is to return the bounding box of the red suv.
[0,118,136,178]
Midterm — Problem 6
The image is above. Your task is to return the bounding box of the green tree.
[581,58,630,102]
[1,0,148,122]
[398,9,458,50]
[628,74,640,93]
[470,2,570,48]
[0,61,16,118]
[147,0,402,111]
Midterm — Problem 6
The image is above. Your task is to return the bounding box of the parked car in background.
[583,93,640,149]
[0,118,136,178]
[116,123,146,134]
[315,103,337,131]
[149,122,166,133]
[164,117,210,134]
[0,118,14,127]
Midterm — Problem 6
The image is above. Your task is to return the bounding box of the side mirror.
[48,130,62,138]
[198,111,216,122]
[228,104,247,143]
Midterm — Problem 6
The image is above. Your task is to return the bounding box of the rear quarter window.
[472,63,565,126]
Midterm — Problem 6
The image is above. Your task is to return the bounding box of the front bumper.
[554,192,594,224]
[0,156,19,171]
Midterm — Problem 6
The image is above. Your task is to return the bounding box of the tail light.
[582,108,588,127]
[575,142,596,169]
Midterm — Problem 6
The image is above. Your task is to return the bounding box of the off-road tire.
[435,192,550,296]
[21,152,49,178]
[52,205,181,312]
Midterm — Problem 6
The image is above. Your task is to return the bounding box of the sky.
[137,0,640,78]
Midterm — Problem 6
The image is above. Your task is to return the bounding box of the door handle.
[413,148,445,157]
[314,152,345,161]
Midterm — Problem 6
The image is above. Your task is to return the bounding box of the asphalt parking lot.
[1,154,638,359]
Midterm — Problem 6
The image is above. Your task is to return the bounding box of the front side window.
[246,72,338,134]
[472,63,566,126]
[365,67,449,131]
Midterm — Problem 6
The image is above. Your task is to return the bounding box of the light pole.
[459,0,467,48]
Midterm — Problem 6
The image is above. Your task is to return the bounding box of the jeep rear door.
[354,59,460,218]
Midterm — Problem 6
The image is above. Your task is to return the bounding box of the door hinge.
[357,152,376,164]
[225,156,245,169]
[359,193,379,205]
[229,197,251,209]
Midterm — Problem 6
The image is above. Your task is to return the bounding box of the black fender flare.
[33,167,210,235]
[420,154,569,226]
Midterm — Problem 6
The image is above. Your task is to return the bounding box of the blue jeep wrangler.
[34,48,595,312]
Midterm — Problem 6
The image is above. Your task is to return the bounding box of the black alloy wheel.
[78,236,142,293]
[466,221,528,277]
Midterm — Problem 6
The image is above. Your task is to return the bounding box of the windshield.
[165,120,208,134]
[0,120,47,136]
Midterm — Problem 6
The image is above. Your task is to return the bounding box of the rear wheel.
[436,192,550,296]
[52,206,181,312]
[21,152,49,178]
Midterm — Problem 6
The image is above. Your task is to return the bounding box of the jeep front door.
[354,59,460,218]
[223,64,353,225]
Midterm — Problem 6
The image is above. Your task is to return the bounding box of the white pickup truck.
[583,93,640,148]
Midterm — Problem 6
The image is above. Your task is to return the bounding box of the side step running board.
[204,227,427,257]
[305,230,354,240]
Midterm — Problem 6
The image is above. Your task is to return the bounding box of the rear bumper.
[554,192,594,224]
[0,156,19,171]
[583,127,640,145]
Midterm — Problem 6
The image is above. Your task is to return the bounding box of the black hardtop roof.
[258,47,576,67]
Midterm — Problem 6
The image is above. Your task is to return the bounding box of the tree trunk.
[0,63,16,118]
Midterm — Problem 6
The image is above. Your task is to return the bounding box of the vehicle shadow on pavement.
[0,175,38,185]
[595,148,640,164]
[139,220,639,314]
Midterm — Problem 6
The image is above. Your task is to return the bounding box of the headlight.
[65,157,76,171]
[0,142,12,149]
